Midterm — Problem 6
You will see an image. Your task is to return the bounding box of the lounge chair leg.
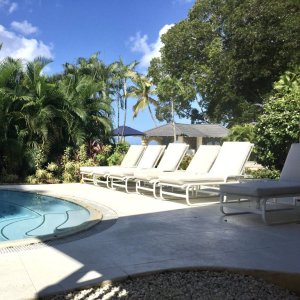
[124,178,129,193]
[136,180,140,194]
[160,185,166,200]
[261,198,268,224]
[186,186,193,206]
[153,181,159,198]
[110,178,116,190]
[220,194,226,214]
[106,176,111,188]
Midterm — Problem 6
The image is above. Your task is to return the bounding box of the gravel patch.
[44,270,298,300]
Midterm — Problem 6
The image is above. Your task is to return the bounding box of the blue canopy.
[113,126,144,136]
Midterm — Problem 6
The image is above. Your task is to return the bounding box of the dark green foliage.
[254,67,300,170]
[95,145,113,166]
[179,154,193,170]
[114,142,130,154]
[26,144,94,184]
[0,53,119,182]
[153,0,300,124]
[225,124,255,142]
[107,142,129,166]
[246,168,280,180]
[148,58,197,123]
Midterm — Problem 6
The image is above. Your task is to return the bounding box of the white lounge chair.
[80,144,145,185]
[98,144,166,192]
[135,144,220,197]
[158,142,253,205]
[219,143,300,224]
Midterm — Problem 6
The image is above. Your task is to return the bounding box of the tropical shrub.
[246,168,280,180]
[95,144,113,166]
[226,124,255,143]
[107,142,130,166]
[179,154,193,170]
[0,53,114,183]
[60,145,92,183]
[25,144,93,184]
[0,173,19,183]
[255,67,300,170]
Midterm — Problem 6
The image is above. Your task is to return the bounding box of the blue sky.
[0,0,195,139]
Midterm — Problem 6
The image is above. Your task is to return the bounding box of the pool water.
[0,191,90,241]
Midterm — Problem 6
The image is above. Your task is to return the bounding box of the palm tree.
[0,57,25,174]
[60,54,113,147]
[129,74,158,127]
[21,58,61,149]
[112,58,138,141]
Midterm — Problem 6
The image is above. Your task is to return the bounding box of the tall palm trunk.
[117,93,120,142]
[148,105,158,127]
[171,99,176,142]
[122,79,127,140]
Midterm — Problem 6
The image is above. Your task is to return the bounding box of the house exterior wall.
[202,137,223,145]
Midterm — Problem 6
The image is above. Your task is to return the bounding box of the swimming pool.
[0,190,91,242]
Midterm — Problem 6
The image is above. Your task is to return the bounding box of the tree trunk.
[117,94,120,143]
[171,99,176,142]
[122,79,127,141]
[148,105,158,127]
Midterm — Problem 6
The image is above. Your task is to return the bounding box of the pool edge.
[0,188,103,250]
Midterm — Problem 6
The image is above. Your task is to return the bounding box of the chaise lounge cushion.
[108,145,165,178]
[158,173,225,185]
[133,143,189,180]
[120,145,146,167]
[220,180,300,197]
[158,142,253,186]
[80,145,145,175]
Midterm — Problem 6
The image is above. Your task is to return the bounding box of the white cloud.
[0,0,18,13]
[11,20,38,35]
[8,1,17,13]
[0,25,53,62]
[129,24,174,69]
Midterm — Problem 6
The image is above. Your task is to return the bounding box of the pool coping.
[0,187,104,249]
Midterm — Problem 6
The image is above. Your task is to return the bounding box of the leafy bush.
[62,161,81,183]
[255,67,300,170]
[115,142,129,154]
[25,144,94,184]
[47,162,59,173]
[23,142,131,184]
[32,146,47,170]
[226,124,255,143]
[179,154,192,170]
[107,142,129,166]
[0,173,19,183]
[77,144,88,163]
[246,168,280,180]
[26,175,39,184]
[95,144,113,166]
[107,152,124,166]
[35,169,48,180]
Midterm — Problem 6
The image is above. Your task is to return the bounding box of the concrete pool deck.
[0,183,300,299]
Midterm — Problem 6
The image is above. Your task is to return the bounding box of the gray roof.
[144,123,229,138]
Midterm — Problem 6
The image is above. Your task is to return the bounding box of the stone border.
[42,267,300,298]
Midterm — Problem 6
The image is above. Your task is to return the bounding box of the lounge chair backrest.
[209,142,253,177]
[120,145,146,167]
[187,145,221,173]
[280,143,300,182]
[157,143,189,171]
[137,145,166,169]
